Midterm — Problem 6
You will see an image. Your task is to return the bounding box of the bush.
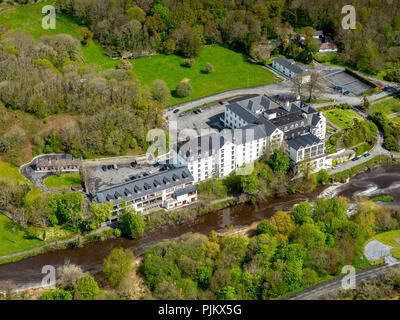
[204,62,214,73]
[114,228,122,238]
[74,276,99,300]
[176,81,192,98]
[41,288,72,300]
[181,58,195,68]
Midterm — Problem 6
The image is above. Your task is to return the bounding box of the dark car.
[130,161,137,168]
[173,109,180,114]
[352,157,359,161]
[107,165,113,170]
[102,165,107,172]
[193,109,200,114]
[364,153,371,157]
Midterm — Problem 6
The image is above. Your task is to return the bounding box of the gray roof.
[174,185,197,197]
[273,57,305,74]
[94,167,194,204]
[287,133,321,150]
[226,102,259,124]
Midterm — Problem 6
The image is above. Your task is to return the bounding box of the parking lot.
[85,162,168,195]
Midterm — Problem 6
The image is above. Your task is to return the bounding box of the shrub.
[103,248,135,288]
[204,62,214,73]
[176,81,192,98]
[181,58,195,68]
[41,289,72,300]
[74,276,100,300]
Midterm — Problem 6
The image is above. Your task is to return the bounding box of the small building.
[271,57,311,83]
[34,154,81,172]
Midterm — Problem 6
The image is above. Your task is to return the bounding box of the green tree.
[283,260,303,291]
[292,223,326,249]
[240,169,259,194]
[291,202,313,225]
[151,79,171,103]
[90,202,113,229]
[316,169,330,185]
[176,81,192,97]
[270,150,290,173]
[119,201,146,238]
[74,276,99,300]
[41,288,72,300]
[126,6,146,23]
[256,219,274,237]
[103,248,135,288]
[216,286,236,300]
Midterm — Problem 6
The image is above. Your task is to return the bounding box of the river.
[1,165,400,288]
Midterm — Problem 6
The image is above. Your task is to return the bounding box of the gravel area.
[364,240,395,262]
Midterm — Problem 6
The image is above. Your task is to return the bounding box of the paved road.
[285,263,400,300]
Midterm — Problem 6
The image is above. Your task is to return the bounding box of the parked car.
[352,157,359,161]
[197,108,203,113]
[107,165,113,170]
[333,165,341,169]
[219,100,225,105]
[193,109,200,114]
[102,165,107,172]
[364,153,371,157]
[112,164,118,170]
[173,109,180,113]
[130,161,137,168]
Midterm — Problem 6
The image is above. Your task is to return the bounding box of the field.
[323,109,363,129]
[44,173,81,190]
[371,230,400,247]
[0,161,42,204]
[370,97,400,116]
[0,213,43,257]
[131,46,279,105]
[0,2,119,70]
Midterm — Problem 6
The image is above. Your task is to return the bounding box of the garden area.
[131,45,279,105]
[323,108,363,129]
[44,173,82,190]
[369,97,400,116]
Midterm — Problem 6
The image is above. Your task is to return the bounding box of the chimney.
[283,101,291,112]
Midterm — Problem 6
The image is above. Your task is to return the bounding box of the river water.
[1,165,400,288]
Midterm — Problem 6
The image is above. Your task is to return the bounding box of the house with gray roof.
[93,166,197,216]
[271,57,311,82]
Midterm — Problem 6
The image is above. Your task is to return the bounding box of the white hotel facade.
[173,95,331,183]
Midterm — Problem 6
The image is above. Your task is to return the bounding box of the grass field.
[0,161,42,204]
[44,173,81,190]
[370,230,400,247]
[370,97,400,116]
[1,2,119,70]
[323,109,363,129]
[0,213,43,257]
[131,46,279,105]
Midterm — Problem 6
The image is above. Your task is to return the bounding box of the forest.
[50,0,400,76]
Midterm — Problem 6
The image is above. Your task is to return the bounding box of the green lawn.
[370,230,400,247]
[131,46,280,105]
[0,161,43,204]
[370,97,400,116]
[44,173,81,189]
[0,213,43,256]
[1,2,119,70]
[323,109,363,129]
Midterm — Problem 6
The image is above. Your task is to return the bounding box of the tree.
[316,169,330,185]
[270,211,297,239]
[362,95,370,110]
[291,202,313,225]
[216,286,236,300]
[292,74,305,100]
[256,219,274,237]
[176,81,192,98]
[305,72,326,102]
[126,6,146,23]
[292,223,326,249]
[270,150,290,174]
[119,202,146,238]
[204,62,214,73]
[103,248,135,288]
[57,261,84,291]
[283,260,303,291]
[74,276,99,300]
[90,202,113,229]
[240,169,259,194]
[162,38,176,54]
[41,288,72,300]
[151,79,171,103]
